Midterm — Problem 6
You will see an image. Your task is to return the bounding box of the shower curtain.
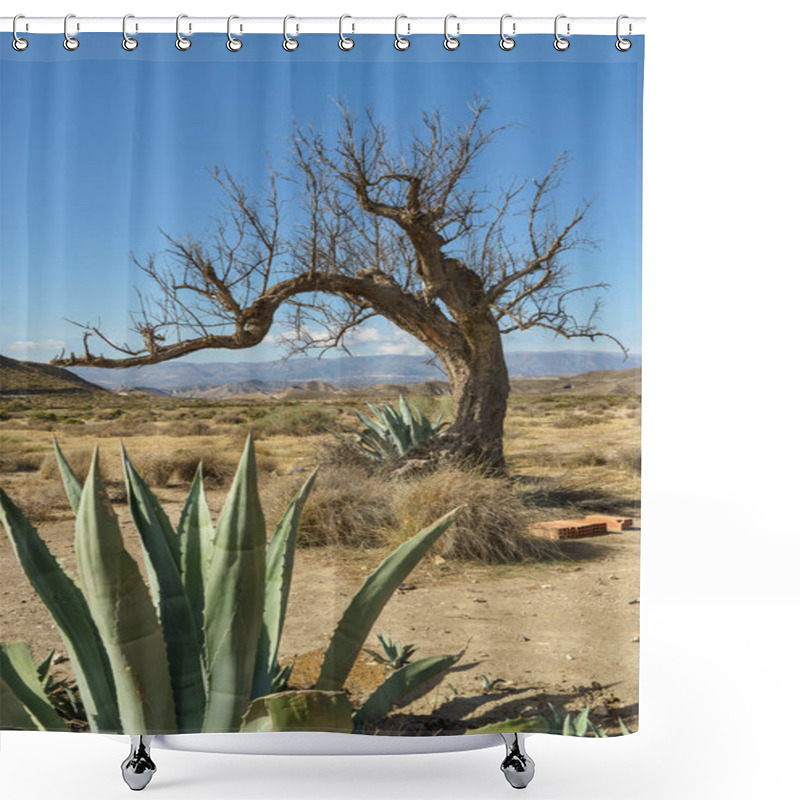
[0,28,643,738]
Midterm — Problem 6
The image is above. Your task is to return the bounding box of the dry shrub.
[550,412,604,429]
[40,448,94,482]
[69,420,158,438]
[251,404,339,438]
[263,467,393,548]
[171,450,237,487]
[14,482,71,522]
[166,421,212,437]
[0,452,45,473]
[391,466,541,564]
[610,446,641,473]
[135,453,176,487]
[39,447,124,483]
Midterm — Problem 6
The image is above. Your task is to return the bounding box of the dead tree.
[52,100,624,471]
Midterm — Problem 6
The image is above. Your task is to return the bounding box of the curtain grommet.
[176,14,192,51]
[63,13,79,51]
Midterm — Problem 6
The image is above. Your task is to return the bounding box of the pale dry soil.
[0,475,639,734]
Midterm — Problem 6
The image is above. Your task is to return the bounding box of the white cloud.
[8,339,66,353]
[346,326,383,344]
[375,332,430,356]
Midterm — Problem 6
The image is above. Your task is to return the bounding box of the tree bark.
[400,317,510,474]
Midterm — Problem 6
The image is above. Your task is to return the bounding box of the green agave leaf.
[123,448,206,732]
[251,470,316,700]
[177,465,215,656]
[316,508,460,692]
[75,449,176,733]
[203,436,267,732]
[618,717,632,735]
[241,690,353,733]
[269,662,293,694]
[1,677,43,730]
[573,706,591,737]
[467,717,551,735]
[354,652,462,728]
[0,642,68,731]
[52,437,84,514]
[562,713,574,736]
[588,719,609,738]
[36,649,55,683]
[0,486,120,733]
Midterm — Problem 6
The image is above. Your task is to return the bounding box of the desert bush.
[167,421,212,437]
[0,452,45,473]
[135,453,176,487]
[217,413,245,425]
[610,446,641,473]
[40,448,94,482]
[551,412,604,429]
[251,403,339,437]
[263,467,394,548]
[31,410,58,422]
[170,449,237,487]
[390,466,541,563]
[13,481,71,522]
[94,409,124,421]
[528,449,609,468]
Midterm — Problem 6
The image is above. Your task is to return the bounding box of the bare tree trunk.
[400,319,510,474]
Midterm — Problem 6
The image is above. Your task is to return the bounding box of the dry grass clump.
[263,467,393,548]
[0,451,45,473]
[166,421,212,437]
[609,446,641,473]
[390,466,542,564]
[550,412,604,429]
[134,453,176,487]
[39,448,94,482]
[251,404,340,438]
[13,482,71,522]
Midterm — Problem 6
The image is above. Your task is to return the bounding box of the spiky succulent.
[364,634,418,671]
[0,438,462,734]
[353,397,447,463]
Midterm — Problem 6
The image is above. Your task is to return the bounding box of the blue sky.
[0,34,643,365]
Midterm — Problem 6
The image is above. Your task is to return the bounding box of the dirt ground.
[0,480,639,734]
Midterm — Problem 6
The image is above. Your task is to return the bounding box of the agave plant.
[0,437,462,734]
[353,396,447,463]
[364,633,417,671]
[468,704,633,737]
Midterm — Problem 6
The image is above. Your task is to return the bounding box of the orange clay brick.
[583,515,634,532]
[529,520,608,540]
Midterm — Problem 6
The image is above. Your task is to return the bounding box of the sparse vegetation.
[390,466,544,564]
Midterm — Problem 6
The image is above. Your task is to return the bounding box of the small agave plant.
[0,437,462,734]
[364,633,417,671]
[466,704,633,737]
[353,396,447,463]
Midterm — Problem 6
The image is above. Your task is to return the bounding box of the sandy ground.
[0,481,639,734]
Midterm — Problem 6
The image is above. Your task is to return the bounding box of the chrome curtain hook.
[339,14,354,50]
[443,14,460,51]
[554,14,570,51]
[499,13,515,50]
[63,13,79,51]
[176,14,191,50]
[122,14,138,51]
[283,15,299,51]
[12,14,28,51]
[616,14,632,51]
[394,14,410,51]
[227,15,243,51]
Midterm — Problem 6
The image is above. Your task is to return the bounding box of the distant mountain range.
[68,351,641,395]
[0,355,108,396]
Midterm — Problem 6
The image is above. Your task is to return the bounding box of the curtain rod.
[1,16,645,36]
